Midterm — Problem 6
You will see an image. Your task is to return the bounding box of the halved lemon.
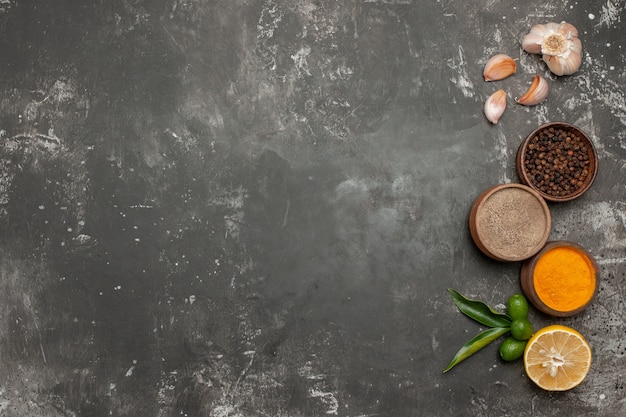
[524,324,592,391]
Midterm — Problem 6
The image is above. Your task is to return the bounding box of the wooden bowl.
[520,241,599,317]
[516,122,598,202]
[469,184,551,262]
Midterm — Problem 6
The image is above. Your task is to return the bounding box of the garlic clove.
[569,37,583,55]
[516,75,549,106]
[522,24,548,54]
[483,54,517,81]
[543,52,580,77]
[557,22,578,39]
[484,90,507,124]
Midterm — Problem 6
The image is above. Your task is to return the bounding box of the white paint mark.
[50,79,77,103]
[188,295,196,305]
[209,405,239,417]
[596,257,626,265]
[554,202,626,257]
[212,186,247,240]
[125,366,135,377]
[257,0,283,40]
[597,0,622,28]
[587,76,626,124]
[588,13,596,20]
[494,303,506,313]
[492,27,502,44]
[309,388,339,415]
[298,362,326,380]
[335,178,370,199]
[491,131,511,183]
[291,46,312,78]
[447,45,475,98]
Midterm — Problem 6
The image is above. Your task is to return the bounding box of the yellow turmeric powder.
[533,246,596,312]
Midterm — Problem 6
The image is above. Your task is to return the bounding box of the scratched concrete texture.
[0,0,624,416]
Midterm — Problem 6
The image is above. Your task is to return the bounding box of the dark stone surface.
[0,1,624,416]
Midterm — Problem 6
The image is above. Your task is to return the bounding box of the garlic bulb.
[483,54,517,81]
[516,75,549,106]
[484,90,507,124]
[521,21,582,76]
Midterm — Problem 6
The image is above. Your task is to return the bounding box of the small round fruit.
[510,318,534,341]
[507,293,529,320]
[524,324,592,391]
[499,336,527,362]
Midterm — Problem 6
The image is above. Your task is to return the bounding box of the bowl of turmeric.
[520,241,599,317]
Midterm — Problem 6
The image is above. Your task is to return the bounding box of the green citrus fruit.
[507,294,529,320]
[510,318,534,341]
[499,336,527,362]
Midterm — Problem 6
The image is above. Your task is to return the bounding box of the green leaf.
[443,326,510,373]
[448,288,511,328]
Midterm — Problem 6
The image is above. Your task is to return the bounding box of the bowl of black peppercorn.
[516,122,598,202]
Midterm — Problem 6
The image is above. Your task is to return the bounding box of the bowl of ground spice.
[516,122,598,202]
[520,241,599,317]
[469,183,551,262]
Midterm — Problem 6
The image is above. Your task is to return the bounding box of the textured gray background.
[0,1,624,416]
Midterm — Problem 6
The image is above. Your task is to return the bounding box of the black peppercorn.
[522,127,592,198]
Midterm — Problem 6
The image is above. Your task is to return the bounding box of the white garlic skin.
[516,75,549,106]
[521,21,582,76]
[484,90,507,124]
[483,54,517,81]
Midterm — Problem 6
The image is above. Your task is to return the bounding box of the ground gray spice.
[476,187,549,259]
